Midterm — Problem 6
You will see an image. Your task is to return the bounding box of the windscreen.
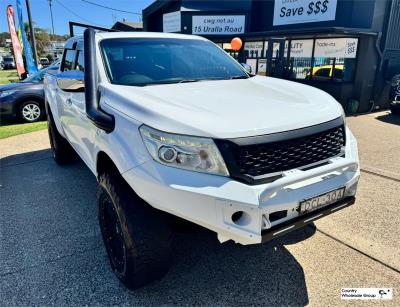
[100,38,248,86]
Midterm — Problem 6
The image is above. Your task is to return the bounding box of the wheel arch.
[16,94,45,110]
[96,151,122,179]
[45,98,66,138]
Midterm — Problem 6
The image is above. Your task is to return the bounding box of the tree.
[0,32,11,48]
[23,22,69,57]
[24,22,49,56]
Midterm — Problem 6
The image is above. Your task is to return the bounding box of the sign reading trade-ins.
[192,15,245,35]
[273,0,338,26]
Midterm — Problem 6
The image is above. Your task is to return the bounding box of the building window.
[286,39,313,80]
[221,42,240,60]
[244,41,266,75]
[312,38,358,82]
[241,37,359,82]
[244,41,265,59]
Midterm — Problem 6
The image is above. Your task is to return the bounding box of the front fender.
[92,104,150,175]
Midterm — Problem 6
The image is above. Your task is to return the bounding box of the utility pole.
[26,0,38,67]
[48,0,55,38]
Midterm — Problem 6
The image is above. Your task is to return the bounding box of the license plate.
[299,187,345,214]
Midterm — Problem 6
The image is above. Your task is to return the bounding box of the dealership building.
[142,0,400,113]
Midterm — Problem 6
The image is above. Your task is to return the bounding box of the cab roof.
[64,31,207,49]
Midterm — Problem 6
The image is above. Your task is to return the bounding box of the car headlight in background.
[0,90,17,98]
[140,125,229,176]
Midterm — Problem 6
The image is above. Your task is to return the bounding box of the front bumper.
[122,127,360,245]
[261,196,355,242]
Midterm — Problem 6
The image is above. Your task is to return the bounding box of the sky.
[0,0,154,35]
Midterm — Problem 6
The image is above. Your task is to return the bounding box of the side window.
[314,68,331,77]
[76,51,85,72]
[62,49,76,71]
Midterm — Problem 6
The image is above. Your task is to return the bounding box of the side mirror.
[56,70,85,92]
[241,63,252,74]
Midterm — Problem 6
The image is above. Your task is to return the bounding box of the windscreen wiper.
[178,79,201,83]
[230,75,249,80]
[142,79,197,86]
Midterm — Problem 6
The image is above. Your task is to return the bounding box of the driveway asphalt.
[0,111,399,306]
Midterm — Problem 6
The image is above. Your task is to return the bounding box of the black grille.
[216,121,345,185]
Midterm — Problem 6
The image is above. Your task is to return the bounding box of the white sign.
[244,41,264,57]
[273,0,338,26]
[245,59,257,74]
[257,59,267,75]
[163,11,181,33]
[314,38,358,58]
[272,42,283,57]
[289,39,314,57]
[341,288,392,300]
[192,15,245,35]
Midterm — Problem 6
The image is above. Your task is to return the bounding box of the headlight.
[139,125,229,176]
[0,90,17,98]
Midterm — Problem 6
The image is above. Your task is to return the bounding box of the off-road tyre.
[97,171,172,289]
[47,109,76,165]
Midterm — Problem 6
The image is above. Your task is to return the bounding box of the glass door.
[266,38,285,77]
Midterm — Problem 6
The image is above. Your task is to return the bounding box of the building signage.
[16,0,37,74]
[244,41,264,57]
[245,59,257,74]
[192,15,245,35]
[289,39,314,57]
[273,0,338,26]
[163,11,181,33]
[258,59,267,75]
[314,38,358,58]
[6,5,25,78]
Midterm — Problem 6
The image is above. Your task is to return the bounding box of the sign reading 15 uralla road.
[273,0,338,26]
[192,15,245,35]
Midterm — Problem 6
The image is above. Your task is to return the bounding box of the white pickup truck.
[44,29,360,289]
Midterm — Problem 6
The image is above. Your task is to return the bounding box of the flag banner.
[6,5,25,78]
[16,0,38,74]
[18,26,24,52]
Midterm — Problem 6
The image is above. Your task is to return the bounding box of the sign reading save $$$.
[273,0,338,26]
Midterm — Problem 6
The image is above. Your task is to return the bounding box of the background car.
[0,64,59,123]
[3,56,16,70]
[40,57,50,68]
[306,65,344,81]
[390,74,400,115]
[47,59,61,75]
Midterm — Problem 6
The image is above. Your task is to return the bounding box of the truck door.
[57,47,79,148]
[58,46,96,168]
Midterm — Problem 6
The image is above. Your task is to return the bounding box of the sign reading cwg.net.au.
[192,15,245,35]
[273,0,338,26]
[163,11,181,33]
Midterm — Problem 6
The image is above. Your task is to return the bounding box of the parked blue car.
[0,65,58,123]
